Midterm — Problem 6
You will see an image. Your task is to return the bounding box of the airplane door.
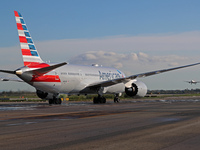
[55,72,59,81]
[79,69,84,80]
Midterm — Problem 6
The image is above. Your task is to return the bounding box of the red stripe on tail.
[21,49,32,56]
[17,23,23,30]
[14,11,19,17]
[19,36,27,43]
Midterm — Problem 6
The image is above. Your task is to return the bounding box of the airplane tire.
[55,98,62,104]
[101,97,106,103]
[49,98,62,104]
[93,96,106,104]
[93,97,98,104]
[49,99,53,104]
[114,97,119,103]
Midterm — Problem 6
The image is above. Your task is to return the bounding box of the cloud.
[29,30,200,62]
[1,30,200,66]
[1,31,200,91]
[69,51,191,75]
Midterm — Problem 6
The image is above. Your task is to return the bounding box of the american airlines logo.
[99,71,121,80]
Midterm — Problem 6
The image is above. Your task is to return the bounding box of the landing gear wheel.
[93,96,106,104]
[114,97,120,103]
[49,99,53,105]
[49,98,62,105]
[100,96,106,103]
[93,97,98,104]
[55,98,62,104]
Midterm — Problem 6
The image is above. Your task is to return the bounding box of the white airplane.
[184,80,200,84]
[1,11,200,104]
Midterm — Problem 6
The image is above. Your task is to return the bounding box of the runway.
[1,99,200,150]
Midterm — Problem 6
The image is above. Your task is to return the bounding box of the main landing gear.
[49,97,62,105]
[93,94,120,104]
[93,95,106,104]
[114,94,120,103]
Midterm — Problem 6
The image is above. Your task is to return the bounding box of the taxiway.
[1,99,200,150]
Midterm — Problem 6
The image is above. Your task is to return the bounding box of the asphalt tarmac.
[1,98,200,150]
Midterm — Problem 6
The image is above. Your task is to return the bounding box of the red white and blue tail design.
[14,11,43,66]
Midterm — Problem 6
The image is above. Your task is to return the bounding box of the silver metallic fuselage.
[29,64,126,95]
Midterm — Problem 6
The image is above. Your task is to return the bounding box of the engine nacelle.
[36,90,54,100]
[125,80,147,97]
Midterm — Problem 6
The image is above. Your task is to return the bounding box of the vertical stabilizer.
[14,11,43,66]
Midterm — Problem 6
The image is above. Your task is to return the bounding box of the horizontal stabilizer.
[0,70,15,74]
[26,62,67,76]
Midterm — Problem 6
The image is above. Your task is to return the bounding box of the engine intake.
[36,90,54,100]
[125,83,138,96]
[36,90,48,99]
[125,80,147,97]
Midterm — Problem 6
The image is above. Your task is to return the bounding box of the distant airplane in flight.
[1,11,200,104]
[184,80,200,84]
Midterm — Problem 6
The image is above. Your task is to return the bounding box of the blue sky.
[1,0,200,47]
[1,0,200,91]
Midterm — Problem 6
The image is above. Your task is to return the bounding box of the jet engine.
[36,90,53,100]
[36,90,62,104]
[125,80,147,97]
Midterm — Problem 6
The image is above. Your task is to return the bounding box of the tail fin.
[14,11,43,66]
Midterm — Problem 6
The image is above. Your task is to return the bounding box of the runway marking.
[7,121,37,126]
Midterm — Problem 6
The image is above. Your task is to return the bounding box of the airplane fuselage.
[19,64,126,95]
[59,64,126,94]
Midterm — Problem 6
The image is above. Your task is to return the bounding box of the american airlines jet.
[1,11,200,104]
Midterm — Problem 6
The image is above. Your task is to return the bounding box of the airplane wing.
[88,62,200,88]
